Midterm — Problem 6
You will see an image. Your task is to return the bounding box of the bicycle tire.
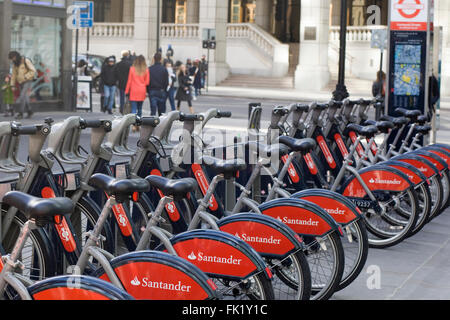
[304,230,344,300]
[71,196,115,254]
[267,249,311,300]
[364,188,419,248]
[1,209,56,281]
[337,218,368,291]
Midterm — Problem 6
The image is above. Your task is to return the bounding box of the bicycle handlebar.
[137,116,160,127]
[179,113,204,122]
[272,106,289,116]
[290,103,309,112]
[10,122,50,136]
[216,110,232,118]
[313,103,329,110]
[80,119,112,132]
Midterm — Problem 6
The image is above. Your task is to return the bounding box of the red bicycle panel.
[261,206,332,236]
[33,287,110,300]
[41,187,77,253]
[349,131,365,158]
[428,150,450,166]
[303,153,318,175]
[150,169,181,222]
[389,165,423,185]
[281,155,300,183]
[342,170,411,198]
[316,135,336,169]
[297,195,358,224]
[334,133,350,159]
[104,192,133,237]
[100,261,209,300]
[172,238,257,278]
[191,164,219,211]
[416,154,444,171]
[219,220,295,256]
[395,158,434,178]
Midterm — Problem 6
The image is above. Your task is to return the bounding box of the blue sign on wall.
[72,1,94,28]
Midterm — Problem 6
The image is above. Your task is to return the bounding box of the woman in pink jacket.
[125,55,150,118]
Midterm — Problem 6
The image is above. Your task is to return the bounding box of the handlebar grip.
[314,103,329,110]
[81,119,103,129]
[179,113,204,122]
[329,100,343,108]
[10,123,50,136]
[291,103,309,112]
[272,106,289,116]
[139,116,160,127]
[216,110,232,118]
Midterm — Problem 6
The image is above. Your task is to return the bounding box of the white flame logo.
[130,276,141,286]
[188,252,197,260]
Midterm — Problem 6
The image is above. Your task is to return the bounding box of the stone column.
[294,0,331,91]
[255,0,272,32]
[187,0,200,23]
[199,0,230,86]
[133,0,159,62]
[123,0,135,23]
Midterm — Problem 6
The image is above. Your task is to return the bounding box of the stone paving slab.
[335,209,450,300]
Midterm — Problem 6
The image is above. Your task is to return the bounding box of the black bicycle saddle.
[3,191,74,226]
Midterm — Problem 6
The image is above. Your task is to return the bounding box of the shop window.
[10,14,62,101]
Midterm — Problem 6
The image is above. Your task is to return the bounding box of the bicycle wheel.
[70,196,115,254]
[1,209,56,281]
[210,272,274,300]
[337,218,369,291]
[303,230,345,300]
[266,249,311,300]
[428,174,444,220]
[437,170,450,213]
[363,188,419,248]
[407,183,432,236]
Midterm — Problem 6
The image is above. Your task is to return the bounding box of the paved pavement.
[1,92,450,300]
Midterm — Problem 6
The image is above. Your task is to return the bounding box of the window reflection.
[10,15,62,101]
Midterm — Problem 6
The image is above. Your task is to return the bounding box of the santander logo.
[324,207,346,215]
[187,251,242,265]
[368,178,402,185]
[277,216,319,226]
[234,232,282,245]
[129,276,192,292]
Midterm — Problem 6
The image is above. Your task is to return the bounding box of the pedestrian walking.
[147,52,169,116]
[372,71,386,102]
[115,50,133,114]
[190,59,202,100]
[100,56,118,114]
[1,74,15,117]
[8,51,36,119]
[199,55,208,92]
[175,64,194,114]
[125,55,150,123]
[165,61,177,111]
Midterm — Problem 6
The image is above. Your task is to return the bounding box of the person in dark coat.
[115,50,132,114]
[372,71,386,102]
[100,56,118,114]
[175,64,194,114]
[428,73,440,119]
[190,59,202,100]
[147,52,169,116]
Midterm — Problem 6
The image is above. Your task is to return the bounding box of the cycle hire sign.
[390,0,428,31]
[387,0,431,117]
